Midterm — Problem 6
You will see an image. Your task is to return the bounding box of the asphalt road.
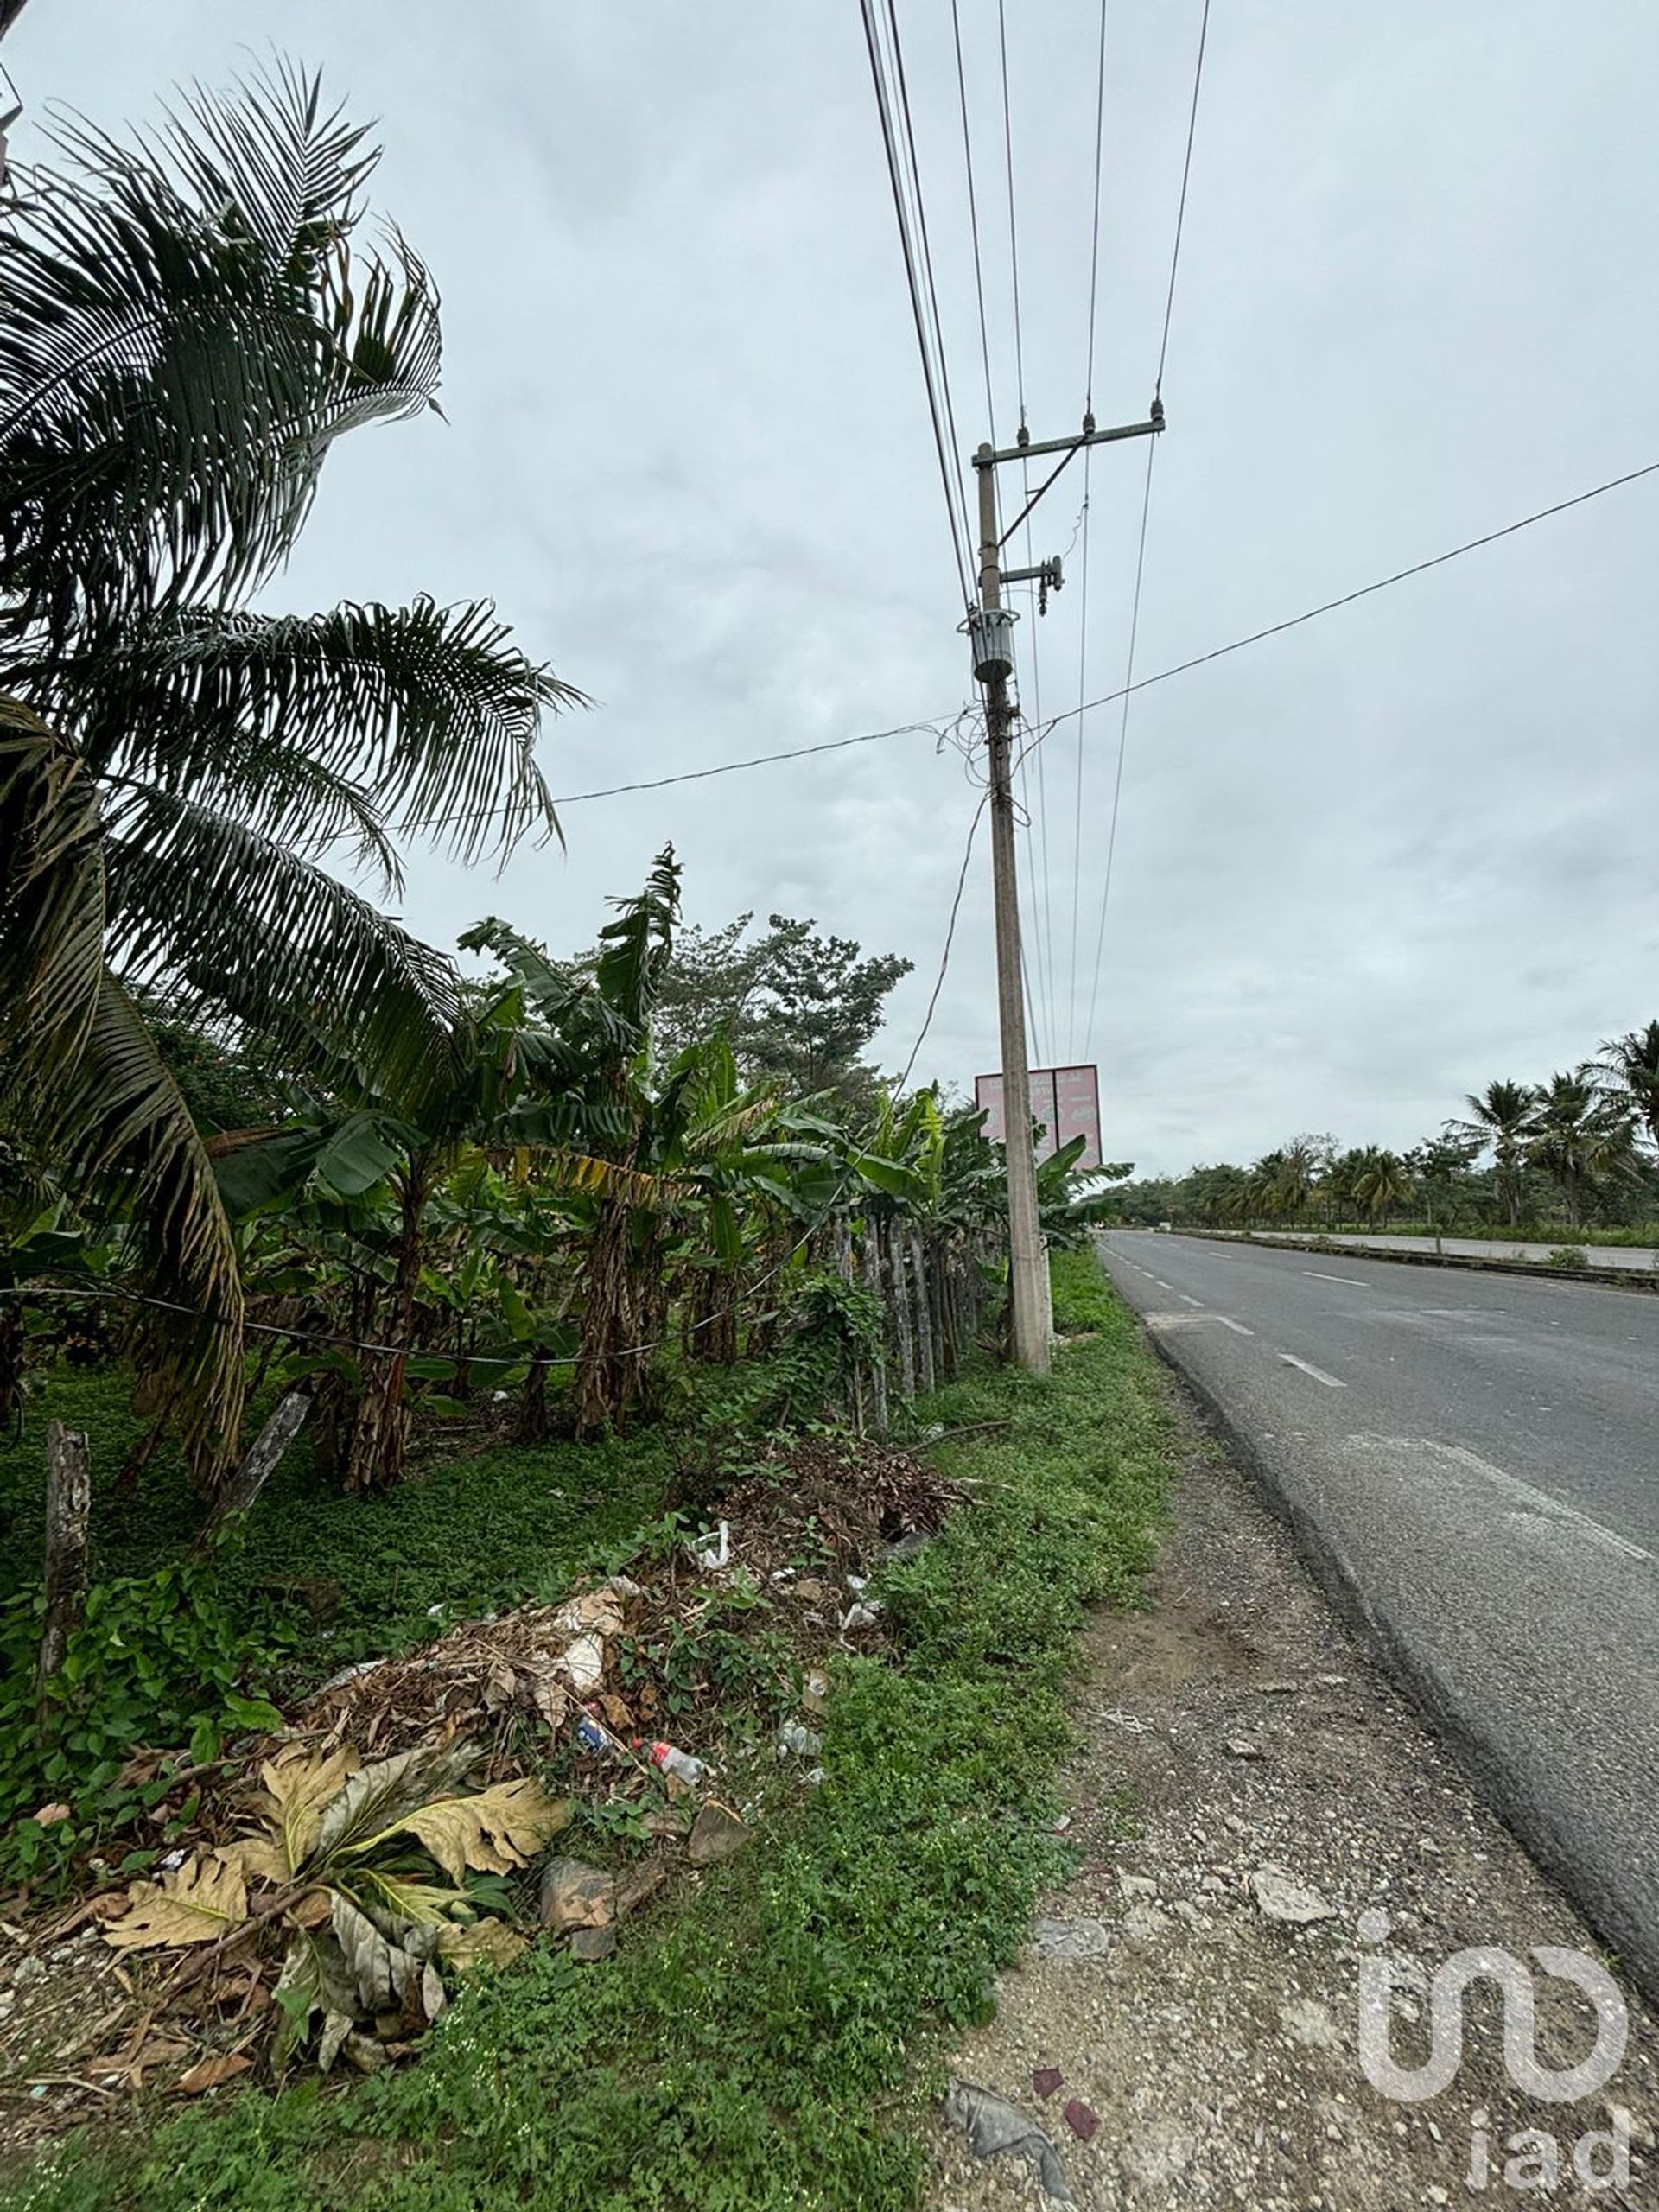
[1096,1228,1659,1999]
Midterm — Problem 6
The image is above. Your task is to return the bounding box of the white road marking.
[1279,1353,1347,1389]
[1217,1317,1255,1336]
[1344,1435,1654,1565]
[1304,1270,1367,1287]
[1152,1279,1173,1291]
[1179,1294,1204,1308]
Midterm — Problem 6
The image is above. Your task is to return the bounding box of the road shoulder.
[925,1420,1659,2209]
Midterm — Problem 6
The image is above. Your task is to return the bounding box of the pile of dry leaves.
[0,1436,966,2150]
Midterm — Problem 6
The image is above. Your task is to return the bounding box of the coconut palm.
[0,67,575,1469]
[1596,1023,1659,1157]
[1351,1147,1411,1226]
[1452,1079,1538,1229]
[1524,1069,1637,1230]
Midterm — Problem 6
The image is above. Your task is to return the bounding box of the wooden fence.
[829,1219,1001,1438]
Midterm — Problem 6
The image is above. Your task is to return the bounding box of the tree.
[1453,1080,1538,1229]
[1351,1147,1411,1226]
[0,67,574,1471]
[1596,1022,1659,1158]
[740,917,912,1100]
[1524,1069,1637,1230]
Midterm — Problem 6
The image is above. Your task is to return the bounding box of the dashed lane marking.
[1279,1353,1347,1389]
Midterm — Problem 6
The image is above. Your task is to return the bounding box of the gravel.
[924,1414,1659,2210]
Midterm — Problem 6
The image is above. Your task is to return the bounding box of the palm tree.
[1524,1069,1637,1231]
[0,67,575,1471]
[1351,1147,1411,1226]
[1596,1023,1659,1157]
[1453,1080,1538,1229]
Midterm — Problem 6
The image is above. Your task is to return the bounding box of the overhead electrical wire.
[990,0,1062,1058]
[1064,0,1111,1061]
[342,461,1659,842]
[893,787,989,1092]
[1155,0,1212,398]
[949,0,998,439]
[995,0,1028,432]
[1037,456,1659,743]
[857,0,974,606]
[1084,0,1110,413]
[879,0,976,565]
[1080,0,1211,1059]
[952,0,1056,1060]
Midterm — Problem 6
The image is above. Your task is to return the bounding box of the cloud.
[12,0,1657,1177]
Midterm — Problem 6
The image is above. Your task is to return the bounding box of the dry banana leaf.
[103,1854,250,1951]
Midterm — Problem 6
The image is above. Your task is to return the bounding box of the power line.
[995,0,1028,431]
[1156,0,1212,397]
[949,0,997,440]
[857,0,974,605]
[880,0,976,564]
[1082,435,1155,1056]
[894,787,988,1091]
[338,459,1659,847]
[1084,0,1110,411]
[1040,457,1659,742]
[1081,0,1207,1054]
[1065,455,1094,1059]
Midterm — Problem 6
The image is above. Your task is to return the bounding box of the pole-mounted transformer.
[967,607,1017,686]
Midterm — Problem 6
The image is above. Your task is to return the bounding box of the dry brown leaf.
[435,1918,530,1974]
[531,1675,569,1732]
[175,2052,252,2094]
[103,1856,249,1951]
[219,1836,289,1888]
[251,1745,359,1874]
[32,1802,72,1825]
[391,1777,573,1884]
[549,1591,625,1638]
[289,1888,333,1930]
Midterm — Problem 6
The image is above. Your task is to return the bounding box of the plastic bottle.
[644,1739,709,1788]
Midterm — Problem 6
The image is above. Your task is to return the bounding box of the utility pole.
[967,402,1164,1374]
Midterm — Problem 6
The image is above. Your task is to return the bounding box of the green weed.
[2,1251,1177,2212]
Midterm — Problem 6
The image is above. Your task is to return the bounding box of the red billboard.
[974,1064,1103,1168]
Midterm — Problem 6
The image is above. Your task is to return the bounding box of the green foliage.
[0,1555,274,1889]
[1545,1245,1589,1270]
[5,1252,1175,2210]
[0,1368,677,1672]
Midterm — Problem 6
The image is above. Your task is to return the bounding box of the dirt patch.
[926,1430,1659,2209]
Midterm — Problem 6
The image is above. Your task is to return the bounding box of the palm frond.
[0,65,442,644]
[81,600,576,863]
[0,694,105,1084]
[103,788,464,1112]
[30,973,245,1468]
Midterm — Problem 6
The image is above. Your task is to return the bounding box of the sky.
[9,1,1657,1176]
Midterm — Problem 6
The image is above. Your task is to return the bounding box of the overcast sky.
[11,2,1657,1175]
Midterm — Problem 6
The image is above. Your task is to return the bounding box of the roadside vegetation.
[1111,1025,1659,1240]
[0,60,1167,2209]
[0,1254,1175,2210]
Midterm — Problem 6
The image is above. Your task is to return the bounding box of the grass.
[0,1372,678,1683]
[3,1249,1179,2212]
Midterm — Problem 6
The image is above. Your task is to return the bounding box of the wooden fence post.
[889,1225,916,1401]
[861,1227,889,1439]
[911,1232,936,1395]
[39,1422,92,1688]
[194,1390,310,1554]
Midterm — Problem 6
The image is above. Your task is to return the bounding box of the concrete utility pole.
[968,404,1164,1375]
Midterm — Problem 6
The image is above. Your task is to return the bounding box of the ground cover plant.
[0,1249,1177,2210]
